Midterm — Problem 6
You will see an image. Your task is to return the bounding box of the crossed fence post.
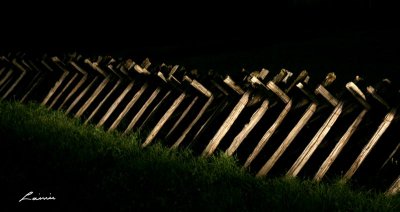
[1,52,400,195]
[256,72,336,177]
[201,72,252,156]
[314,78,371,181]
[142,64,191,147]
[341,85,398,183]
[225,69,295,156]
[243,70,309,168]
[286,79,345,177]
[170,75,214,149]
[0,57,27,100]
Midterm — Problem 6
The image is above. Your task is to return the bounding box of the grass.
[1,100,399,211]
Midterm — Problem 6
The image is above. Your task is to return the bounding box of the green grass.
[1,100,399,211]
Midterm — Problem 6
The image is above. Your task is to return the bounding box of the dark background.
[1,1,399,83]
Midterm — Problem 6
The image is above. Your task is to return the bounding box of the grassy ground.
[1,101,399,211]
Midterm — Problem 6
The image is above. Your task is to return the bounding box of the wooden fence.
[0,53,398,195]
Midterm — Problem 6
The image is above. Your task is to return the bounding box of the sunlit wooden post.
[287,84,343,177]
[123,68,164,134]
[226,69,295,156]
[187,77,232,148]
[142,65,188,147]
[171,75,214,149]
[256,73,336,177]
[242,71,309,168]
[342,106,397,182]
[67,57,120,116]
[96,80,135,127]
[57,60,90,110]
[201,74,249,156]
[80,52,133,123]
[386,176,400,196]
[137,64,179,130]
[107,60,152,131]
[163,75,208,139]
[314,80,371,181]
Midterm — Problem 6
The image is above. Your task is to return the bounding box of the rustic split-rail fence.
[0,52,398,195]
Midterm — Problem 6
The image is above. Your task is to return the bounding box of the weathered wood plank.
[172,95,214,149]
[226,98,269,156]
[315,85,338,107]
[142,92,187,147]
[2,60,27,100]
[346,82,370,109]
[124,87,161,134]
[108,83,148,131]
[84,79,121,124]
[170,76,214,148]
[223,76,245,95]
[314,109,368,181]
[386,176,400,196]
[165,96,199,138]
[57,61,92,109]
[41,63,69,106]
[58,74,88,109]
[342,108,397,182]
[202,91,251,156]
[66,76,99,114]
[48,72,79,109]
[140,90,172,129]
[244,100,293,168]
[84,59,108,77]
[367,86,391,110]
[75,76,111,118]
[266,81,290,104]
[96,82,134,127]
[191,99,230,146]
[287,102,344,177]
[257,102,318,177]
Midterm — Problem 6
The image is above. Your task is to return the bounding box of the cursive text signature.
[19,191,56,202]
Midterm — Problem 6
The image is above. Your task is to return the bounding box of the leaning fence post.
[142,65,187,147]
[342,106,397,182]
[244,70,308,168]
[187,77,232,149]
[47,57,81,109]
[107,60,152,131]
[201,74,250,156]
[314,80,371,181]
[386,175,400,196]
[256,73,336,177]
[96,79,135,127]
[226,69,295,156]
[41,58,69,106]
[287,83,344,177]
[168,75,214,149]
[57,60,89,110]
